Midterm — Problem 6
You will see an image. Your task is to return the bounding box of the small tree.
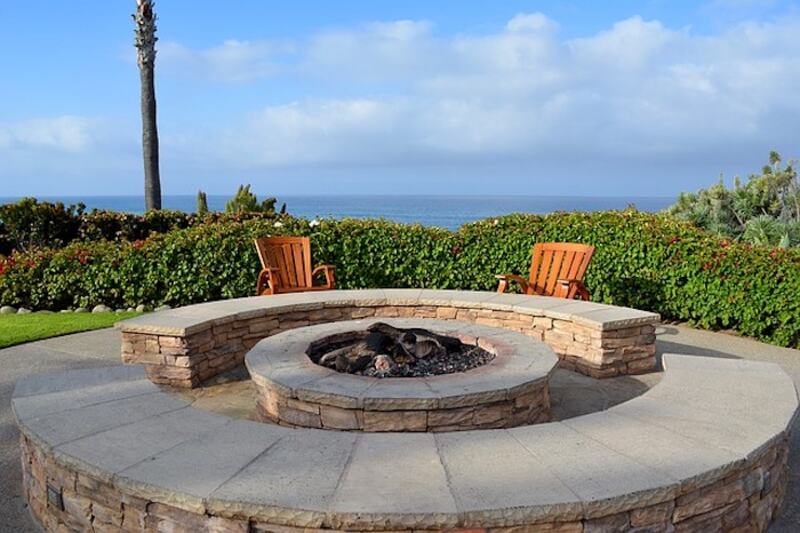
[133,0,162,210]
[196,190,209,214]
[224,185,278,214]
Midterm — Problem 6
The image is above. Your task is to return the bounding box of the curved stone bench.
[119,289,660,388]
[247,318,558,431]
[13,354,797,532]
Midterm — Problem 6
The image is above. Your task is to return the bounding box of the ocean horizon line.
[0,194,675,230]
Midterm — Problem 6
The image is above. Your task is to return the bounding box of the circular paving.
[246,318,558,431]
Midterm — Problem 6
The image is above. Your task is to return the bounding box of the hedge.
[0,197,280,252]
[2,210,800,349]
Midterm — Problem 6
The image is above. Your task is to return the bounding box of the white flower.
[492,219,499,226]
[309,219,320,228]
[273,221,284,228]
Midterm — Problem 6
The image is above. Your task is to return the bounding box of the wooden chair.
[254,236,336,295]
[496,242,594,300]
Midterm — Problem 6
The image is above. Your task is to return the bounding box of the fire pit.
[246,318,558,432]
[306,322,495,377]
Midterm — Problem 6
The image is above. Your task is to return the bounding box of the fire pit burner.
[306,322,495,377]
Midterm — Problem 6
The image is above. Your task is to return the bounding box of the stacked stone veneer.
[120,291,660,388]
[248,319,557,432]
[17,422,791,532]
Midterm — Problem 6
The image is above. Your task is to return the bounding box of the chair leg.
[496,280,508,293]
[575,284,590,301]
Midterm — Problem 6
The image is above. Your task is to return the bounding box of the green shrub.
[225,185,277,214]
[76,209,196,242]
[2,210,800,348]
[0,198,84,251]
[0,197,283,252]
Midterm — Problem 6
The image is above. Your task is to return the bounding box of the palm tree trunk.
[134,0,161,210]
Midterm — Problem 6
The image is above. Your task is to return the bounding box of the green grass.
[0,312,142,349]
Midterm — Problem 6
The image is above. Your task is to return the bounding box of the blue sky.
[1,0,798,197]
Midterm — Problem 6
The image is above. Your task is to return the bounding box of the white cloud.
[199,13,799,179]
[0,116,96,152]
[506,13,558,33]
[159,39,288,82]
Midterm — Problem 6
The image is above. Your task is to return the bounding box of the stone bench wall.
[19,430,789,532]
[121,293,659,389]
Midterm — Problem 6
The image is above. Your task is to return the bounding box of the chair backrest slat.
[293,242,307,287]
[531,245,552,294]
[528,242,595,297]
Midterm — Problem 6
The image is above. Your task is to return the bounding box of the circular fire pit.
[306,321,496,377]
[246,318,558,431]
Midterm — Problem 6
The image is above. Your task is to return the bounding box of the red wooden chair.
[495,242,594,300]
[254,236,335,295]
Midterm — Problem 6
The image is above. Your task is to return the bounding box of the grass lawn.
[0,312,142,349]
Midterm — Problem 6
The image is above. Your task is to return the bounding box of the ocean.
[0,195,673,230]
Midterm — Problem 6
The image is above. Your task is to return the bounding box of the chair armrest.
[555,278,590,300]
[312,264,336,289]
[256,267,280,295]
[495,274,529,294]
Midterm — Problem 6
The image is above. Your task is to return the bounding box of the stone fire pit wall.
[119,290,660,389]
[246,319,558,432]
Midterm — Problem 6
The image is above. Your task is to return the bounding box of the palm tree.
[133,0,162,210]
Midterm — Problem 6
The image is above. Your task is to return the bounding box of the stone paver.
[508,422,679,519]
[117,419,283,513]
[208,428,355,527]
[562,411,744,491]
[330,432,459,529]
[55,406,228,482]
[21,392,188,449]
[435,429,582,524]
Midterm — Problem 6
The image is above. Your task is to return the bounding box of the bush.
[667,151,800,247]
[225,185,277,214]
[0,197,282,252]
[2,211,800,349]
[0,198,84,251]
